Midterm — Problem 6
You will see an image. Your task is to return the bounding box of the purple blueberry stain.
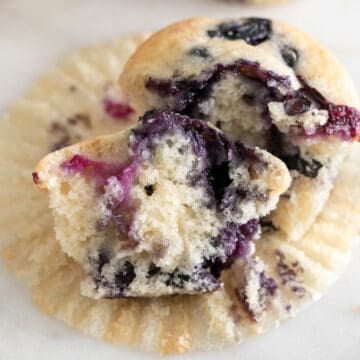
[259,271,278,297]
[61,154,139,188]
[290,285,306,297]
[102,97,134,120]
[275,250,299,285]
[234,260,278,321]
[285,76,360,140]
[319,104,360,140]
[146,59,291,114]
[32,172,41,185]
[61,154,140,242]
[218,220,258,260]
[208,219,259,278]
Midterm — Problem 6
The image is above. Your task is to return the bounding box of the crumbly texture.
[1,35,359,354]
[120,17,360,241]
[35,111,290,298]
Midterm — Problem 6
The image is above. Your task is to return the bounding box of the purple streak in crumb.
[102,97,134,120]
[285,76,360,140]
[61,154,139,188]
[61,155,100,174]
[221,219,259,259]
[319,104,360,140]
[147,58,360,142]
[61,155,140,238]
[209,219,259,278]
[117,163,139,200]
[146,59,290,114]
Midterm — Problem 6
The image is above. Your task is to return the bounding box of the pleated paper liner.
[2,146,359,353]
[0,33,149,247]
[1,34,360,353]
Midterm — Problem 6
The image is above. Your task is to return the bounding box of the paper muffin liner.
[1,35,359,354]
[223,0,288,5]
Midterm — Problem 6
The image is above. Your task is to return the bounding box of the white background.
[0,0,360,359]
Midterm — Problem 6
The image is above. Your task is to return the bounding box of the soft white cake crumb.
[268,102,328,134]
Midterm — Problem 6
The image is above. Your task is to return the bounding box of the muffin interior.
[35,110,290,298]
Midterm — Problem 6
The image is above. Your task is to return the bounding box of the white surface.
[1,0,360,359]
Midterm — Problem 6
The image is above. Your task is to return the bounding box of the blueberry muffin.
[120,17,360,241]
[2,33,359,354]
[34,110,290,298]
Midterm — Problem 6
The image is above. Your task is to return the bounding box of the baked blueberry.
[207,18,272,45]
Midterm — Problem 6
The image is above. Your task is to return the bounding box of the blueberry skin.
[207,18,272,46]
